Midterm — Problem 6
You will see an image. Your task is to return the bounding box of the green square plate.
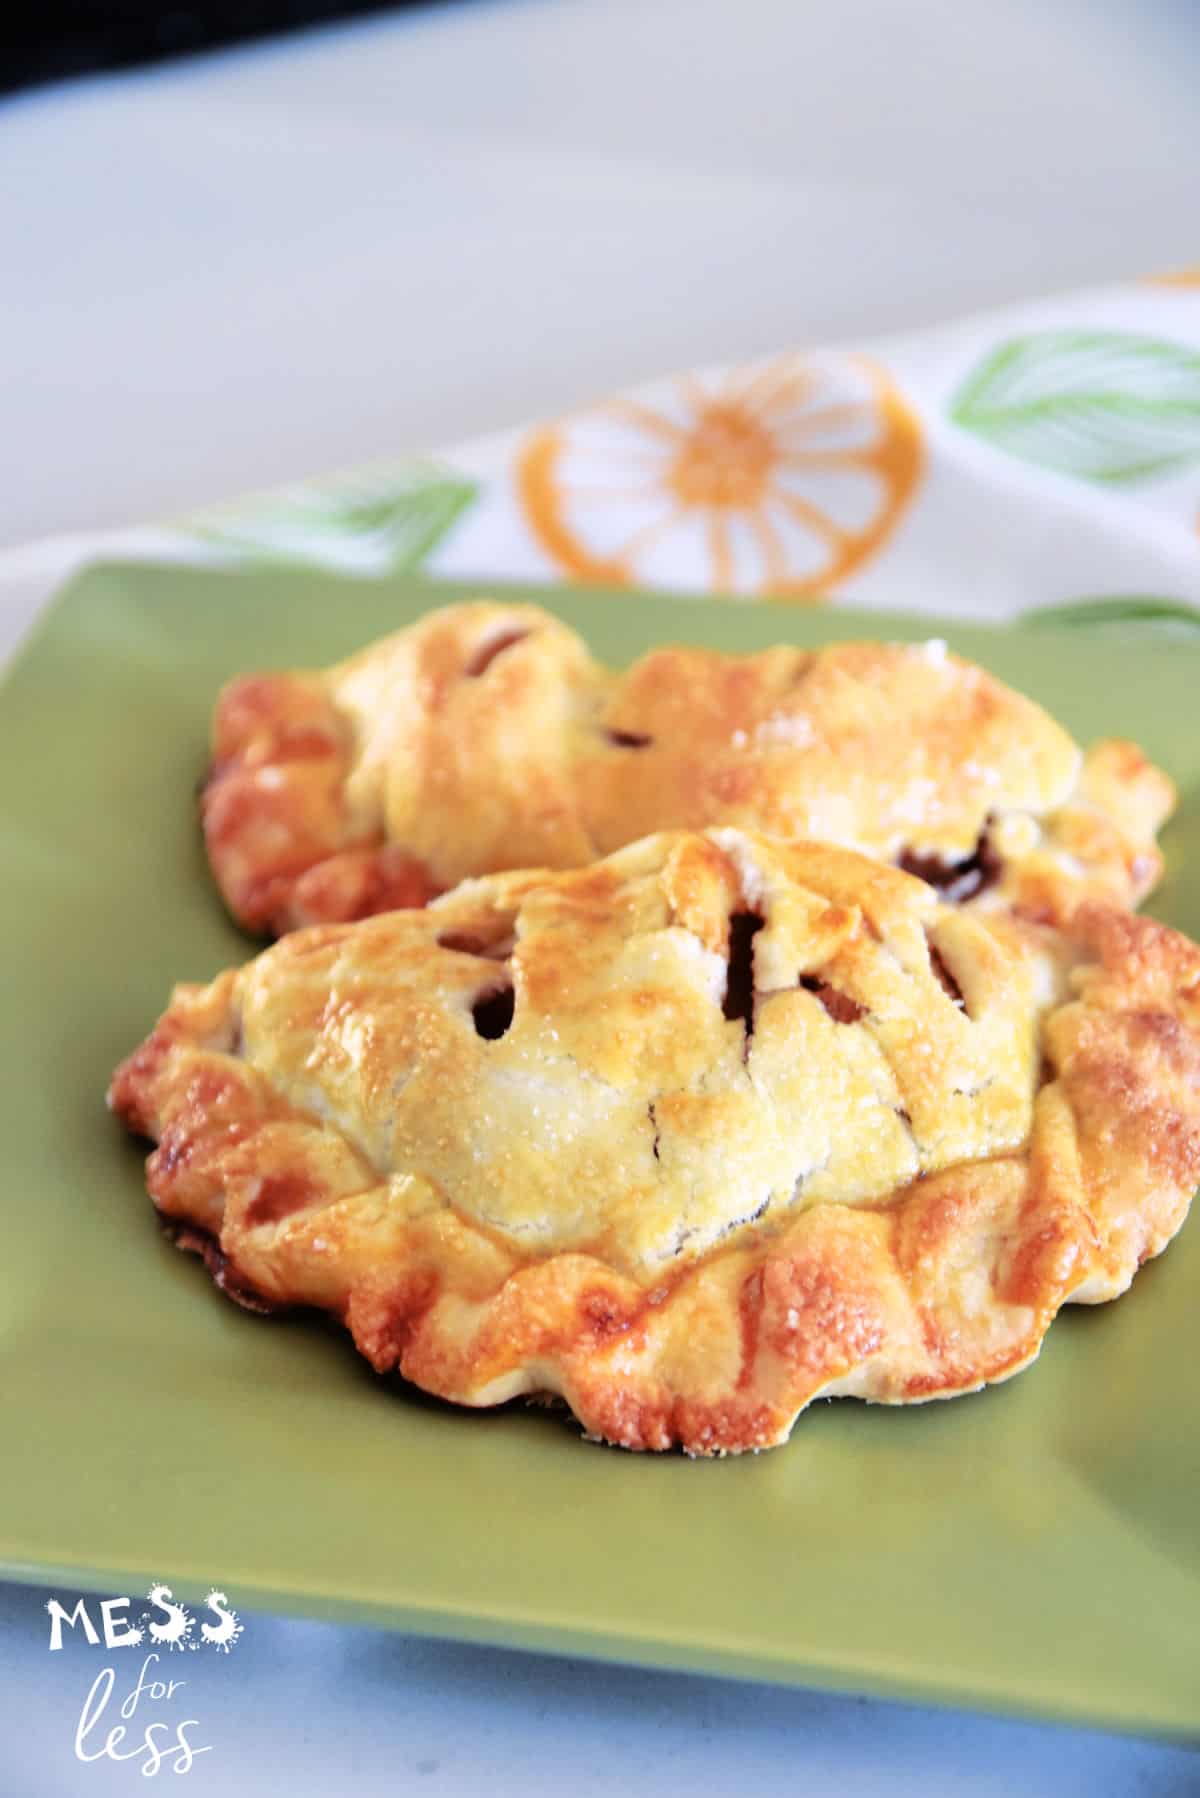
[2,564,1198,1737]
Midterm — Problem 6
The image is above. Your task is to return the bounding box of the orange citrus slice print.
[516,354,923,600]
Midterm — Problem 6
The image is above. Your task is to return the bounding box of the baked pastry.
[110,829,1200,1455]
[201,602,1173,936]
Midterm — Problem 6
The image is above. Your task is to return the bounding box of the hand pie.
[201,601,1173,936]
[110,829,1200,1455]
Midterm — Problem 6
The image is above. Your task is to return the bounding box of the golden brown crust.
[110,830,1200,1454]
[201,603,1172,935]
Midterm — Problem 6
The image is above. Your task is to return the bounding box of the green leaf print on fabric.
[1024,595,1200,631]
[191,466,478,572]
[951,331,1200,484]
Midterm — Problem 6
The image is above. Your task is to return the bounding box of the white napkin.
[7,270,1200,638]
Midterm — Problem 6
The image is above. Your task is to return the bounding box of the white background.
[3,1,1200,1790]
[4,0,1200,547]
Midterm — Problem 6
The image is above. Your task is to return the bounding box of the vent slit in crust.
[799,976,866,1025]
[927,941,968,1014]
[463,628,531,678]
[899,826,1001,906]
[722,910,764,1045]
[472,984,516,1041]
